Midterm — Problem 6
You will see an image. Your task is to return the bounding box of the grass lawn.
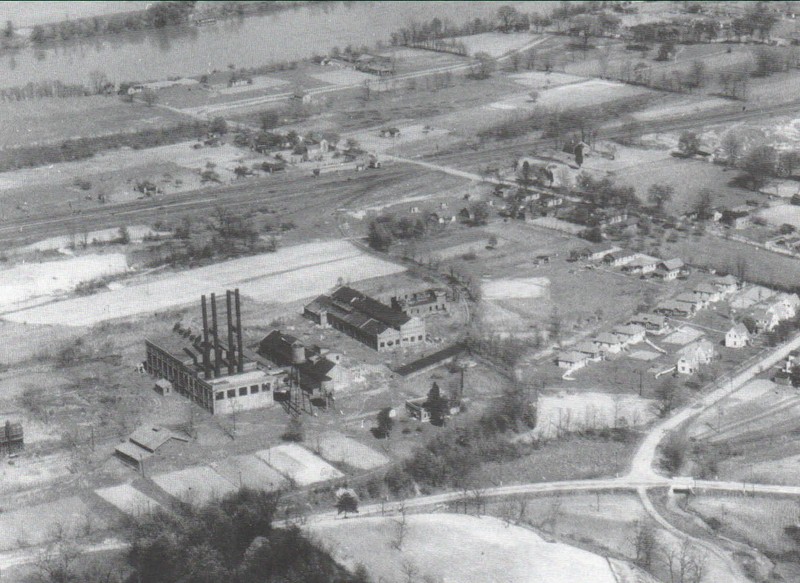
[0,96,188,149]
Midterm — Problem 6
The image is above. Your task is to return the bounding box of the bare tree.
[630,520,658,569]
[140,88,158,107]
[392,503,408,550]
[401,559,419,583]
[720,131,743,167]
[661,538,706,583]
[35,538,84,583]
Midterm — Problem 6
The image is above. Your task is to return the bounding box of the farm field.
[314,431,389,470]
[209,454,287,491]
[2,240,406,326]
[255,443,344,486]
[94,484,163,516]
[151,465,238,505]
[0,496,104,551]
[0,96,187,149]
[310,513,619,583]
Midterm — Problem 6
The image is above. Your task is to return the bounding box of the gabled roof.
[676,293,701,304]
[613,324,645,337]
[660,258,684,271]
[729,323,749,336]
[694,283,717,294]
[715,274,738,286]
[574,341,602,355]
[331,286,410,329]
[629,313,667,325]
[558,351,588,363]
[594,332,623,345]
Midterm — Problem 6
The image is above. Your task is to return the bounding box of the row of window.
[214,382,272,401]
[379,334,424,348]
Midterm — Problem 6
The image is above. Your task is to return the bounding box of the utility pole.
[639,369,644,396]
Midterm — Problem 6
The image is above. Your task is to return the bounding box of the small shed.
[155,378,173,395]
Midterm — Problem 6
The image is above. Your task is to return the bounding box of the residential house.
[654,301,693,318]
[604,250,639,267]
[628,313,670,335]
[775,293,800,317]
[588,244,621,262]
[721,207,751,229]
[380,127,401,138]
[751,307,780,332]
[693,283,721,304]
[593,332,626,354]
[540,194,564,208]
[676,292,706,311]
[574,342,604,362]
[612,324,646,346]
[557,351,589,370]
[622,255,659,275]
[676,339,716,375]
[724,324,750,348]
[714,275,739,296]
[656,258,684,281]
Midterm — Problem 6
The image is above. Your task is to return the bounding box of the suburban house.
[693,283,721,303]
[593,332,626,354]
[676,292,706,311]
[612,324,646,346]
[676,339,716,375]
[622,255,659,275]
[540,194,564,208]
[588,244,621,261]
[721,207,751,230]
[604,250,639,267]
[557,351,589,370]
[304,286,426,352]
[656,258,684,281]
[714,274,739,296]
[775,292,800,316]
[751,307,780,332]
[574,341,604,361]
[629,313,670,335]
[725,324,751,348]
[654,301,693,318]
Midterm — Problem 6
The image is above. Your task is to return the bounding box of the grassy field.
[0,96,188,149]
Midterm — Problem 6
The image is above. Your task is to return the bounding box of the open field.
[0,252,128,310]
[94,484,162,516]
[255,443,343,486]
[458,32,538,57]
[759,204,800,229]
[2,240,405,326]
[0,96,187,149]
[314,431,389,470]
[310,513,618,583]
[209,454,287,491]
[151,465,237,505]
[530,391,656,440]
[482,277,551,300]
[0,496,104,551]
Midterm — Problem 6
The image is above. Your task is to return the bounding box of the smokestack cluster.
[199,289,245,379]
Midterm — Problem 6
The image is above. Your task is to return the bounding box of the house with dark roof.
[656,258,684,281]
[304,286,426,352]
[628,313,670,335]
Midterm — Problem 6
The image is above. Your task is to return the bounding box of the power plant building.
[144,289,286,415]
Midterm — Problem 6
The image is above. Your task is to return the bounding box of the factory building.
[390,288,450,317]
[304,286,426,352]
[144,289,286,415]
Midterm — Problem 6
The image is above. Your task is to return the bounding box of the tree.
[656,41,674,62]
[209,117,228,135]
[687,59,707,89]
[487,234,498,248]
[470,201,490,226]
[497,5,520,33]
[281,416,304,442]
[648,183,674,213]
[335,488,359,518]
[662,538,706,583]
[678,131,700,156]
[654,377,679,417]
[778,150,800,178]
[345,137,361,152]
[141,88,158,107]
[117,225,131,244]
[89,69,109,95]
[661,431,687,474]
[692,188,714,220]
[631,520,658,569]
[367,220,394,251]
[741,145,777,190]
[3,20,14,39]
[259,110,280,131]
[720,131,743,167]
[471,52,497,79]
[376,407,394,438]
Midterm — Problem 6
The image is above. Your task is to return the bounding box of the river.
[0,1,545,88]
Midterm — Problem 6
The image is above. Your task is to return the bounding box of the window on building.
[215,392,225,401]
[250,385,259,394]
[379,342,385,348]
[239,387,248,396]
[262,383,271,391]
[227,389,236,399]
[418,335,423,341]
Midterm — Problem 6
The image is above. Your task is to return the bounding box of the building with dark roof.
[258,330,347,398]
[304,286,426,352]
[390,288,450,317]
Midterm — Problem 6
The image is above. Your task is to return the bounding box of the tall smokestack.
[211,293,221,378]
[235,288,244,373]
[201,295,211,379]
[226,290,235,375]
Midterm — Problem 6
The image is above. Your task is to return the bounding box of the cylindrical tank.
[291,341,305,364]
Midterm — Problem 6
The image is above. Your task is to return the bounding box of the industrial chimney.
[226,290,235,375]
[201,295,212,379]
[235,288,244,373]
[211,293,221,378]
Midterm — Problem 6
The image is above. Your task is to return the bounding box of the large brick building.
[304,286,426,352]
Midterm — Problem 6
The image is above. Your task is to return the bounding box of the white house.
[752,307,780,332]
[725,324,750,348]
[612,324,646,346]
[676,339,716,375]
[714,275,739,296]
[657,258,684,281]
[628,313,670,335]
[574,342,604,361]
[693,283,721,304]
[588,244,621,262]
[593,332,626,354]
[604,250,638,267]
[557,351,589,370]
